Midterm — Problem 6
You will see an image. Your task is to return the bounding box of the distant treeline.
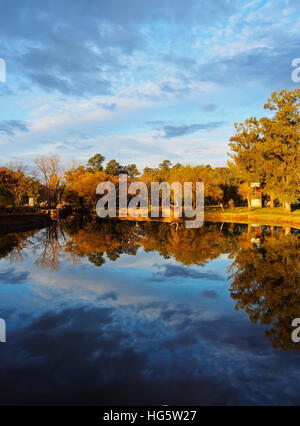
[0,89,299,211]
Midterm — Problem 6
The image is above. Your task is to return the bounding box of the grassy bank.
[205,206,300,229]
[1,207,299,234]
[96,206,300,229]
[0,213,52,234]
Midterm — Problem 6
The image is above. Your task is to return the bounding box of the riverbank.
[0,213,52,234]
[106,206,300,229]
[204,206,300,229]
[1,206,300,234]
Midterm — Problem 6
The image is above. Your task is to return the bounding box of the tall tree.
[0,167,25,207]
[229,89,300,211]
[228,117,263,209]
[34,154,63,207]
[158,160,172,171]
[259,89,300,211]
[123,164,139,178]
[64,167,109,207]
[105,159,123,176]
[213,167,240,206]
[86,154,105,172]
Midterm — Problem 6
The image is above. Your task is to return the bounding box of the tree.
[173,162,183,170]
[105,159,123,176]
[123,164,139,178]
[34,154,63,207]
[229,89,300,211]
[158,160,172,171]
[6,160,28,173]
[64,167,109,207]
[228,118,263,209]
[0,184,13,207]
[0,167,26,207]
[140,162,223,206]
[169,165,223,204]
[259,89,300,211]
[237,182,252,208]
[143,167,155,174]
[86,154,105,172]
[213,167,240,206]
[25,177,42,201]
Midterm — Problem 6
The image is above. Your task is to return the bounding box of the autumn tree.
[34,154,63,207]
[0,167,26,207]
[140,162,223,206]
[64,166,109,207]
[213,167,240,206]
[25,177,42,202]
[229,89,300,211]
[168,164,223,204]
[228,118,263,209]
[0,184,12,207]
[259,89,300,212]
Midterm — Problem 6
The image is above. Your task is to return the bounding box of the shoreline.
[204,207,300,229]
[1,207,300,234]
[110,207,300,229]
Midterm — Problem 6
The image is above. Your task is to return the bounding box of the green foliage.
[0,184,12,198]
[229,89,300,210]
[105,159,123,176]
[123,164,139,178]
[0,184,13,207]
[86,154,105,172]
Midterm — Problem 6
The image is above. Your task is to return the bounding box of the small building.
[250,182,262,207]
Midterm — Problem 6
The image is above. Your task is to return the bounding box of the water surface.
[0,218,299,405]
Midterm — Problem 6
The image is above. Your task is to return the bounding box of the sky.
[0,0,299,171]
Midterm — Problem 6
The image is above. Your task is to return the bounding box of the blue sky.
[0,0,299,170]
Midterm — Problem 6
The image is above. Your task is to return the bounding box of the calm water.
[0,218,299,405]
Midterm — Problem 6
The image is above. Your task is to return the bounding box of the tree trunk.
[270,195,274,208]
[247,198,251,210]
[47,186,51,209]
[284,202,291,213]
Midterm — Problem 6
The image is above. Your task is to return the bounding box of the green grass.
[204,206,300,227]
[205,205,300,214]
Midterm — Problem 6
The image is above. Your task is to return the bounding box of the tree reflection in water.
[0,216,299,351]
[229,227,300,352]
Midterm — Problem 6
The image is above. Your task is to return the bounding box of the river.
[0,218,299,405]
